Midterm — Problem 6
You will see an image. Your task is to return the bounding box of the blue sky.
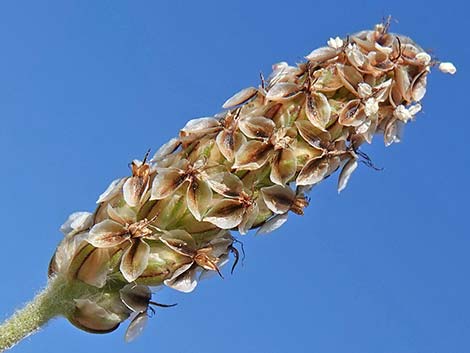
[0,1,468,353]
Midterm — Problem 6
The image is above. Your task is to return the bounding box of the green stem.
[0,276,73,352]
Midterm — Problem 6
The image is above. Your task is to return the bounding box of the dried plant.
[0,21,455,351]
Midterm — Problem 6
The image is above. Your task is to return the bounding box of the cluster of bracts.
[48,23,455,340]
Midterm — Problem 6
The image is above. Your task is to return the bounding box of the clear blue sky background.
[0,1,467,353]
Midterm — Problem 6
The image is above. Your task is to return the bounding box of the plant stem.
[0,276,73,352]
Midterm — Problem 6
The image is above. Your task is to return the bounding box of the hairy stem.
[0,276,74,352]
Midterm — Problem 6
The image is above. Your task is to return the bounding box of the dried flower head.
[45,21,454,342]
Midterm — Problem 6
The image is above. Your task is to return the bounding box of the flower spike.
[0,21,454,352]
